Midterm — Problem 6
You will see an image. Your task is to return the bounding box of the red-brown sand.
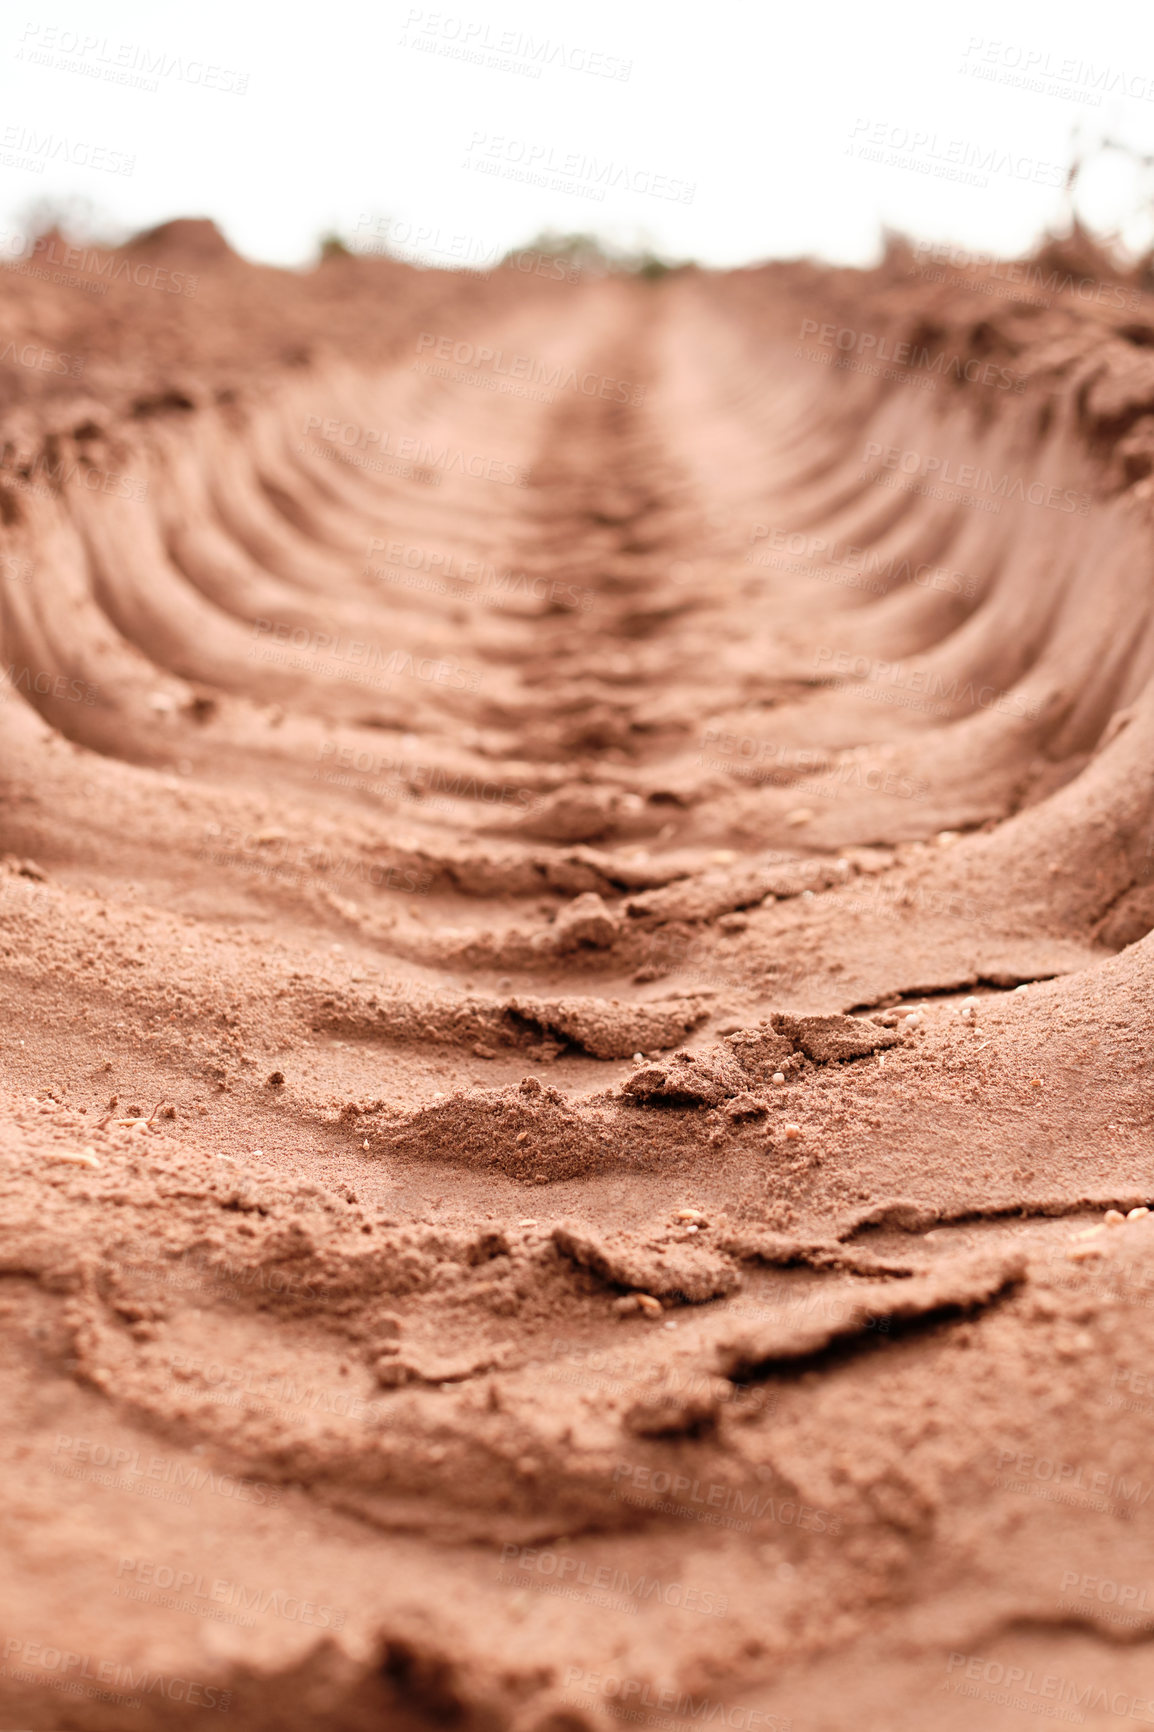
[3,220,1154,1730]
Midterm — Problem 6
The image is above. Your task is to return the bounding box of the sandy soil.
[3,220,1154,1731]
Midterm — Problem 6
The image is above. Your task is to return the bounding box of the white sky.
[2,0,1153,270]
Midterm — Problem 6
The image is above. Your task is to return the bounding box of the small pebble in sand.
[784,1124,802,1140]
[675,1208,707,1223]
[636,1294,663,1317]
[772,1071,786,1085]
[1128,1207,1150,1220]
[47,1149,100,1169]
[516,1130,529,1143]
[1104,1210,1126,1227]
[518,1219,537,1227]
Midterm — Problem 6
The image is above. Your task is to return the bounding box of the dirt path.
[3,225,1154,1730]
